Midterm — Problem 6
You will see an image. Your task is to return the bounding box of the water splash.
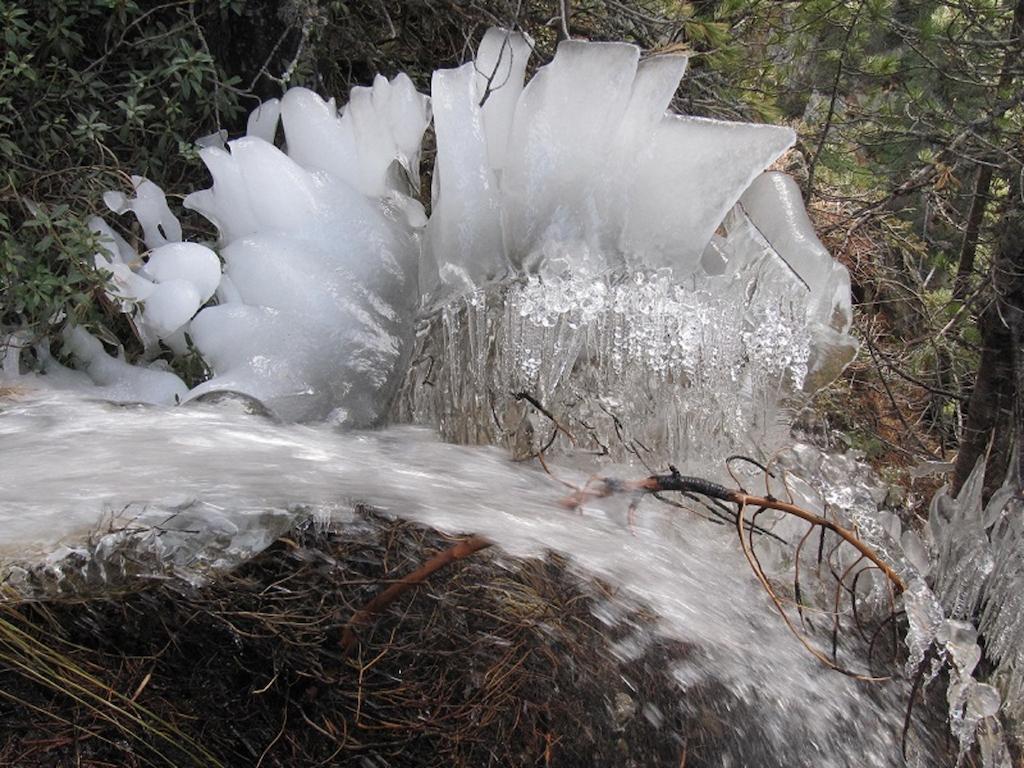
[0,390,936,767]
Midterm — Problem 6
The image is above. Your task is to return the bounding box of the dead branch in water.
[561,466,904,591]
[342,464,906,683]
[562,465,906,680]
[341,534,492,655]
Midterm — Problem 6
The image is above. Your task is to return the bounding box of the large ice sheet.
[183,132,422,423]
[740,172,852,332]
[424,63,505,293]
[619,115,794,272]
[166,73,430,424]
[426,37,796,280]
[502,41,640,263]
[474,28,532,172]
[84,79,427,421]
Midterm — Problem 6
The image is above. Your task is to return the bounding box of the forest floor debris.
[0,511,784,768]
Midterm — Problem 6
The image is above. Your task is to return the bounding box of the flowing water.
[0,389,940,766]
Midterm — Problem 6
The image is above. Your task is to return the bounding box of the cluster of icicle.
[897,455,1023,764]
[776,445,1019,766]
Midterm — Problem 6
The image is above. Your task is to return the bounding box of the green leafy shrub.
[0,0,249,355]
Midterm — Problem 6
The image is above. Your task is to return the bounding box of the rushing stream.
[0,389,940,767]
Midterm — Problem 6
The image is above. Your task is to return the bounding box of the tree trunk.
[954,165,995,299]
[953,0,1023,299]
[952,304,1016,498]
[952,185,1024,499]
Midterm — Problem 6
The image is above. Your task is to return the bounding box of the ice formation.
[151,78,426,423]
[49,79,429,423]
[768,441,1022,761]
[400,31,857,467]
[922,456,1024,748]
[8,28,858,441]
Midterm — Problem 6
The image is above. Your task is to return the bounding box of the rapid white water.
[0,389,939,767]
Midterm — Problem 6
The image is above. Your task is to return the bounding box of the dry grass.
[0,511,804,768]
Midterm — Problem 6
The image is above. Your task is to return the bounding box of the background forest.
[1,0,1021,505]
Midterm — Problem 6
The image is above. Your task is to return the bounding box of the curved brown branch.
[561,466,907,680]
[733,500,891,681]
[341,535,493,656]
[731,492,905,593]
[564,468,905,593]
